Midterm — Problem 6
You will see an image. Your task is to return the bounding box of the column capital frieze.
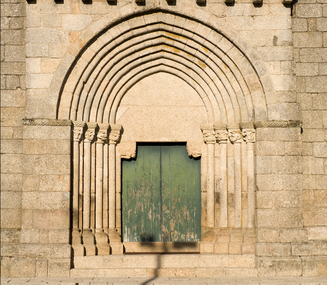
[242,128,256,143]
[97,123,110,144]
[201,124,216,144]
[228,128,243,144]
[109,124,122,145]
[84,122,98,143]
[214,123,228,144]
[73,121,86,142]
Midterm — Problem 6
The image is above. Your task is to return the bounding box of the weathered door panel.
[122,145,161,242]
[122,144,201,242]
[161,145,201,242]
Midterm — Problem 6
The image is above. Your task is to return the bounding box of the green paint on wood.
[122,144,201,242]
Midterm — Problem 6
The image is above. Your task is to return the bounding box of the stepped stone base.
[71,254,257,277]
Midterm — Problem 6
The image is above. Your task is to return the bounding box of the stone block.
[1,228,21,243]
[22,191,70,210]
[256,156,272,174]
[1,191,21,209]
[20,229,40,244]
[256,191,273,209]
[303,111,324,129]
[257,243,291,257]
[274,191,302,209]
[228,243,242,255]
[256,174,302,191]
[10,258,36,278]
[272,258,302,277]
[26,43,49,57]
[296,4,322,18]
[62,14,92,31]
[36,259,48,277]
[258,229,278,243]
[41,58,61,74]
[1,30,25,45]
[300,47,327,62]
[257,46,293,61]
[292,18,308,32]
[302,129,326,142]
[213,242,228,254]
[1,62,26,75]
[1,107,25,127]
[303,175,327,190]
[294,32,322,48]
[47,140,70,154]
[39,174,70,192]
[26,28,61,44]
[268,103,299,120]
[279,229,308,243]
[313,142,327,158]
[4,45,25,62]
[257,209,302,228]
[32,209,69,230]
[292,243,312,256]
[312,242,327,255]
[296,63,319,76]
[306,76,327,92]
[317,256,327,275]
[304,208,327,226]
[308,227,327,240]
[302,256,319,277]
[49,230,70,244]
[48,258,70,277]
[256,141,285,156]
[272,156,302,174]
[1,208,21,228]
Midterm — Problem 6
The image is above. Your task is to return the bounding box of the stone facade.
[1,0,327,278]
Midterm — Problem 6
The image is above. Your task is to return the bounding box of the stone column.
[201,125,216,228]
[228,126,243,228]
[83,122,97,255]
[95,123,110,255]
[242,126,256,228]
[72,121,85,256]
[214,124,228,228]
[108,124,123,254]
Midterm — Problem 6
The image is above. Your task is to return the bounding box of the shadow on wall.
[139,235,198,285]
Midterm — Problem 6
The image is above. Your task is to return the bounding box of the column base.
[110,242,124,254]
[72,244,85,256]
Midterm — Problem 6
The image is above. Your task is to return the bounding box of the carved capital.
[186,142,202,158]
[201,124,216,144]
[214,123,228,144]
[73,121,86,142]
[242,128,256,143]
[228,129,242,144]
[109,124,122,145]
[97,123,110,144]
[118,142,137,159]
[84,122,97,143]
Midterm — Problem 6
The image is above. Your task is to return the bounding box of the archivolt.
[56,10,270,124]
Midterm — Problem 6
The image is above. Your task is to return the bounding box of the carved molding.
[22,118,72,126]
[201,124,216,144]
[118,142,137,159]
[73,121,86,142]
[255,120,302,128]
[228,129,242,144]
[109,124,122,145]
[186,142,202,158]
[97,123,110,144]
[242,129,256,143]
[84,122,97,143]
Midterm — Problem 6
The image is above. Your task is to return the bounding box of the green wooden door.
[122,144,201,242]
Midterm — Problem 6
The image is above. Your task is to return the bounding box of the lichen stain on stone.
[198,59,206,68]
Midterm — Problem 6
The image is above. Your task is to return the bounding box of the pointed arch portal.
[62,10,270,255]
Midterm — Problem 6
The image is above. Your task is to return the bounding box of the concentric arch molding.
[52,8,275,125]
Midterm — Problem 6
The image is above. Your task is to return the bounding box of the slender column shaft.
[219,143,228,227]
[103,143,109,231]
[96,142,103,231]
[79,141,84,229]
[233,142,242,228]
[73,140,80,230]
[109,143,116,230]
[207,143,215,228]
[83,141,91,230]
[201,125,216,228]
[242,127,256,228]
[247,143,255,228]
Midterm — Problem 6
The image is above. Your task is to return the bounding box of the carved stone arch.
[58,9,268,256]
